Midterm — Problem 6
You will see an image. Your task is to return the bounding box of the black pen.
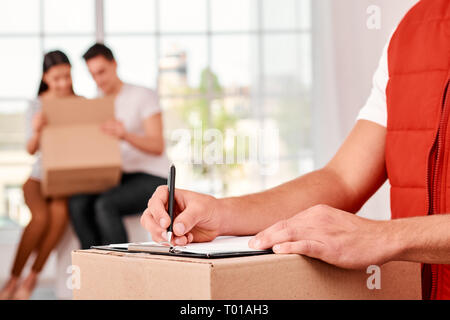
[167,164,176,244]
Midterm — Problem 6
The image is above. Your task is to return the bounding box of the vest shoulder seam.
[403,17,450,25]
[389,186,426,189]
[389,69,449,77]
[390,186,450,189]
[387,128,435,132]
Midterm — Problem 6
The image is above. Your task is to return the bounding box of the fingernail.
[273,244,281,252]
[174,223,185,235]
[160,218,167,228]
[161,231,167,240]
[175,238,184,245]
[252,239,261,248]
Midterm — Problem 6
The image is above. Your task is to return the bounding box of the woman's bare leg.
[13,198,68,300]
[0,277,19,300]
[0,179,49,300]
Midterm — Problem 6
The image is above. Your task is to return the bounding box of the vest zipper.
[427,80,450,300]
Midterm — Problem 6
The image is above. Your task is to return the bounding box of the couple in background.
[0,44,169,299]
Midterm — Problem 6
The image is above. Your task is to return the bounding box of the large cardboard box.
[41,96,121,197]
[71,249,421,300]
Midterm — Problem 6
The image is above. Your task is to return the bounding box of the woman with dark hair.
[0,50,76,300]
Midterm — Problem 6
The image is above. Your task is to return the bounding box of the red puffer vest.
[386,0,450,300]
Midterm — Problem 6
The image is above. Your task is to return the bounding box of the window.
[0,0,312,226]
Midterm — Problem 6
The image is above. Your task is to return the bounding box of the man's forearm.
[123,132,164,155]
[218,167,364,236]
[391,214,450,264]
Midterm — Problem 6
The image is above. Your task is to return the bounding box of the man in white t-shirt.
[68,43,170,249]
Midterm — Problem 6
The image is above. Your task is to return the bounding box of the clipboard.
[90,236,273,259]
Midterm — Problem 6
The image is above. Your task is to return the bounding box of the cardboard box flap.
[72,249,214,299]
[74,249,218,265]
[73,249,292,267]
[209,256,421,299]
[42,95,116,125]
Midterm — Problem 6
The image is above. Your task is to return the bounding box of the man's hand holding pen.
[141,181,221,246]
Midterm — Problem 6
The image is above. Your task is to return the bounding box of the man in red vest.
[141,0,450,300]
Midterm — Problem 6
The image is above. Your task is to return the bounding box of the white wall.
[332,0,418,133]
[312,0,419,220]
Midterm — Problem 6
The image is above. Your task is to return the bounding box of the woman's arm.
[26,133,40,155]
[26,111,46,155]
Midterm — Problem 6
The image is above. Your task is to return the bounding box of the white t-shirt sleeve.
[356,41,389,127]
[140,88,162,119]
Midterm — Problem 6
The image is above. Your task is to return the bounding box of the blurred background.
[0,0,417,299]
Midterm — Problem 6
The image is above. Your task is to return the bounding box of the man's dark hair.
[82,43,115,62]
